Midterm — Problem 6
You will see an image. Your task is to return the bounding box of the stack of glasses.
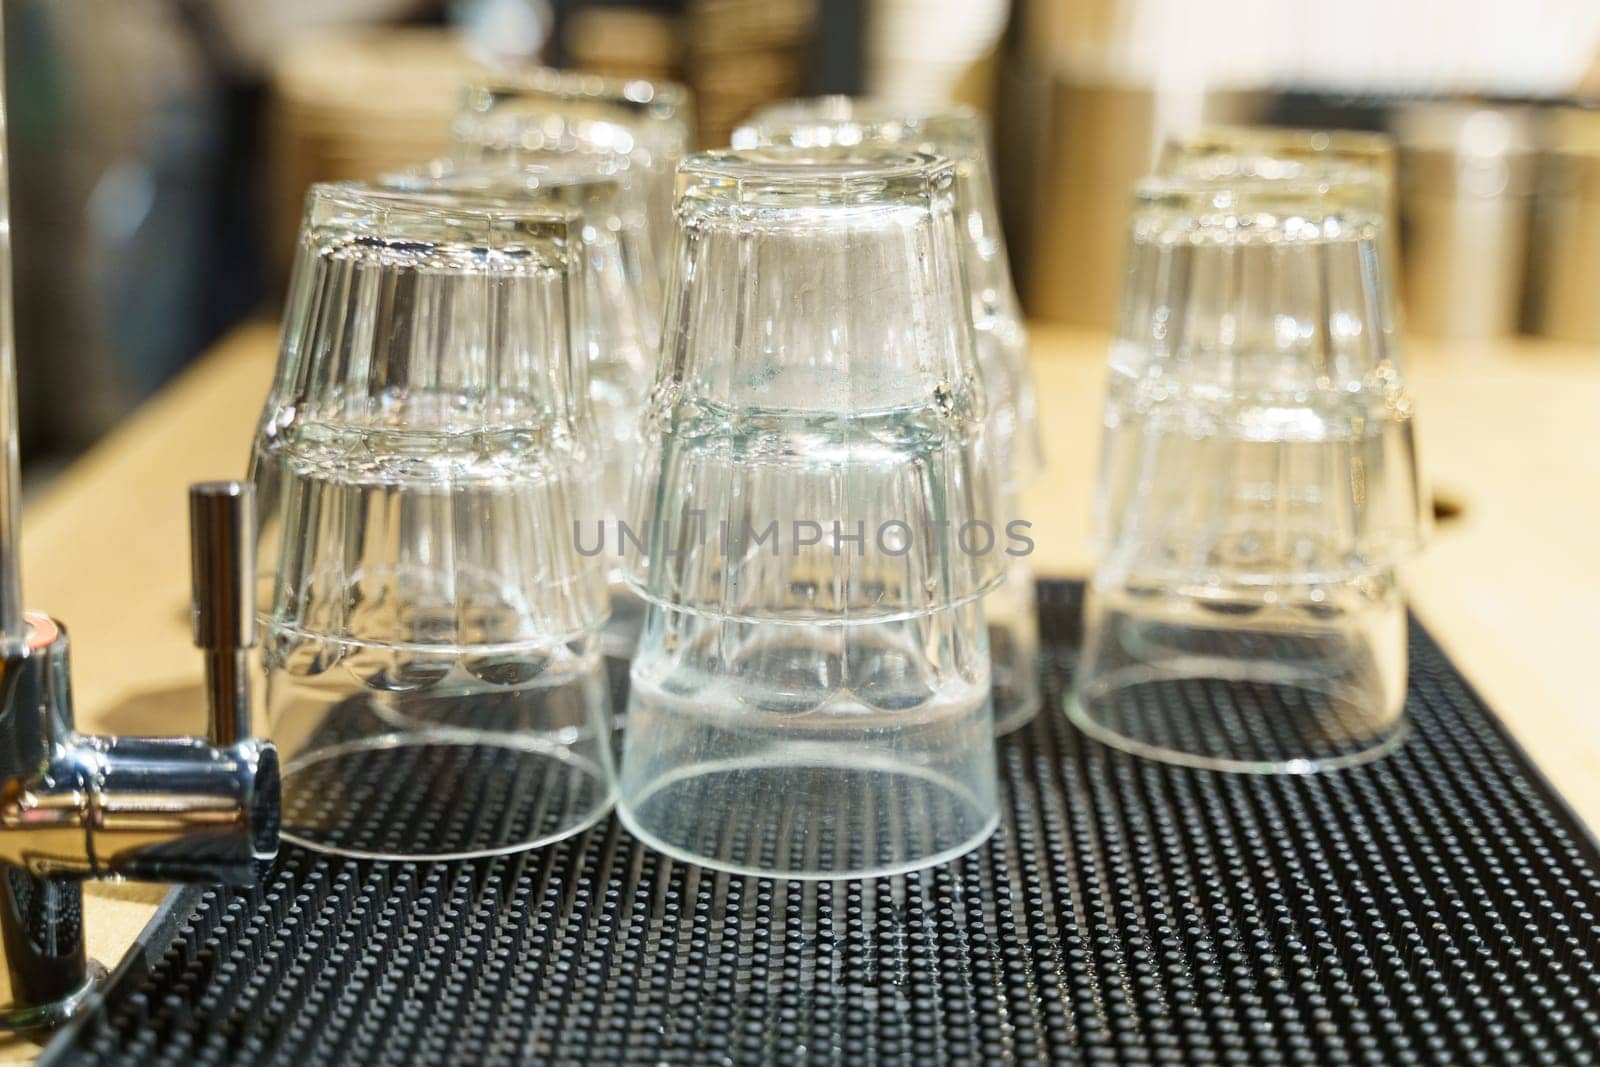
[380,154,662,655]
[249,76,1424,874]
[1075,127,1428,774]
[735,98,1048,736]
[618,147,1004,877]
[250,186,616,859]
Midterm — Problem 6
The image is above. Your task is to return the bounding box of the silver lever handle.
[189,481,256,746]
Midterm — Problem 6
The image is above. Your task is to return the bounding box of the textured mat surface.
[43,581,1600,1065]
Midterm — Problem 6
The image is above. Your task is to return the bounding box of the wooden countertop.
[6,319,1599,1055]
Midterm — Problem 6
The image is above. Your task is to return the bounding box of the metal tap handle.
[1,480,282,887]
[188,481,256,746]
[60,481,279,884]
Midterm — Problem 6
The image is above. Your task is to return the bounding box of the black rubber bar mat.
[41,581,1600,1065]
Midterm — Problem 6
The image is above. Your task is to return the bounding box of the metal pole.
[0,17,25,645]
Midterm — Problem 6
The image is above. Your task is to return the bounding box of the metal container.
[1528,108,1600,345]
[1393,103,1539,340]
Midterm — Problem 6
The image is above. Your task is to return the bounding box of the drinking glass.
[1074,176,1428,773]
[250,183,615,859]
[383,156,658,655]
[737,97,1045,734]
[617,146,1004,878]
[1159,125,1403,311]
[453,69,693,288]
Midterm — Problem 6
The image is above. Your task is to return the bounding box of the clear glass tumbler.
[382,156,658,656]
[250,184,615,859]
[737,97,1045,735]
[1158,125,1403,312]
[1073,177,1428,774]
[617,147,1004,878]
[453,70,693,288]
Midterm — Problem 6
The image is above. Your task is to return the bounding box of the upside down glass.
[1073,177,1428,773]
[453,69,694,292]
[382,156,658,656]
[1158,125,1404,315]
[250,184,615,858]
[618,147,1004,878]
[738,97,1045,735]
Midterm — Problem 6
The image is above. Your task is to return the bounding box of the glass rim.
[1131,174,1387,240]
[381,156,625,200]
[1164,124,1396,164]
[677,146,954,206]
[306,181,584,252]
[463,68,692,118]
[1158,126,1397,194]
[736,96,985,160]
[1160,156,1389,188]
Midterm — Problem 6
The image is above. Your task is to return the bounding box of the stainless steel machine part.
[0,27,280,1029]
[0,483,281,1030]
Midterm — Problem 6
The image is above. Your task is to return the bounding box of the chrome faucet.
[0,483,281,1030]
[0,23,279,1030]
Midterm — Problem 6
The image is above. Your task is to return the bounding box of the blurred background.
[7,0,1600,482]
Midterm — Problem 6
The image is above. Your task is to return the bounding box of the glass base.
[618,755,998,880]
[281,734,614,861]
[1067,666,1409,774]
[994,687,1043,737]
[1072,575,1408,773]
[990,620,1041,736]
[987,564,1042,736]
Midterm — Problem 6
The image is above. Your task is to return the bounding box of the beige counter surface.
[4,320,1597,1056]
